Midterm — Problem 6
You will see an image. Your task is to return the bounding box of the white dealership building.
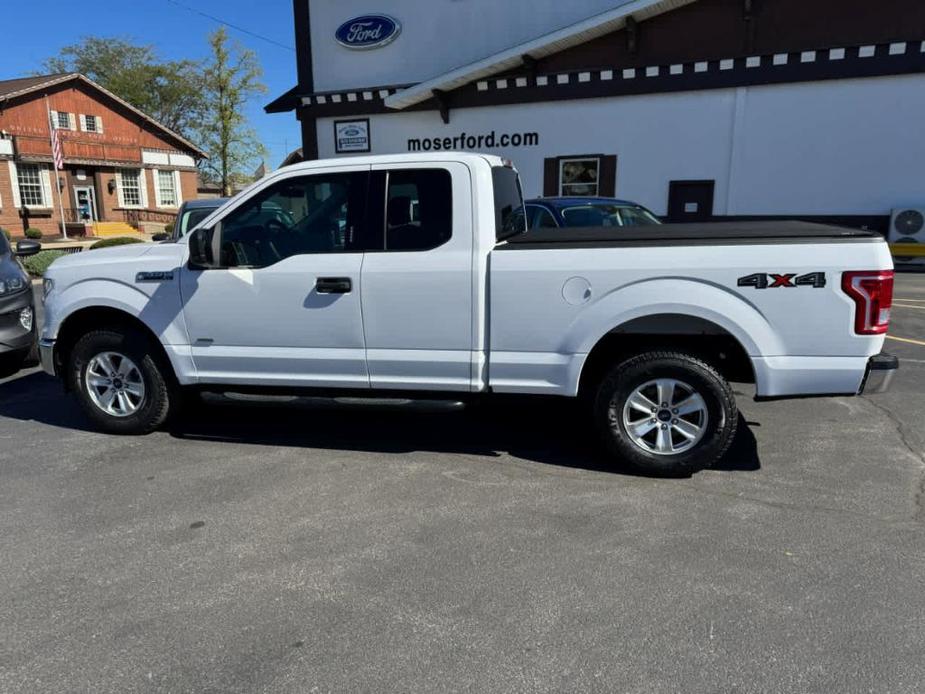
[268,0,925,234]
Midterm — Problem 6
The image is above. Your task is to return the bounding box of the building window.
[559,158,600,196]
[157,170,178,207]
[17,164,46,207]
[56,112,70,129]
[120,169,142,207]
[84,115,98,133]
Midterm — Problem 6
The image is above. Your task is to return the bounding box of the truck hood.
[49,243,158,269]
[45,243,188,287]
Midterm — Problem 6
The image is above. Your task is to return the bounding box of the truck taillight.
[841,270,894,335]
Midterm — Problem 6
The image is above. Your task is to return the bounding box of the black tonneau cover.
[500,220,880,249]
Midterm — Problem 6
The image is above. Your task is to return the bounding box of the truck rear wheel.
[593,351,738,476]
[68,328,173,435]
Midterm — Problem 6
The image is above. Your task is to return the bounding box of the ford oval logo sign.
[335,15,401,50]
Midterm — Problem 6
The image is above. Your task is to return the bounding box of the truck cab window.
[385,169,452,251]
[218,172,368,267]
[492,166,526,240]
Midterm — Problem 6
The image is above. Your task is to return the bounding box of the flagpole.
[44,95,68,240]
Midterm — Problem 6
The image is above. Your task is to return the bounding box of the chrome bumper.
[860,353,898,395]
[39,338,56,376]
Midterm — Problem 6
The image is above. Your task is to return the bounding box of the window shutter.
[138,169,149,208]
[543,158,559,197]
[40,166,53,208]
[115,170,125,207]
[68,113,77,130]
[8,162,21,208]
[50,110,59,129]
[173,170,183,205]
[599,155,618,197]
[152,169,162,207]
[96,117,104,134]
[78,114,87,132]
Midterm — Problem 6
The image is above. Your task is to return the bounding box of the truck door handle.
[316,277,352,294]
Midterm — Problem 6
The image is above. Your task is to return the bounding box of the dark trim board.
[285,39,925,120]
[293,0,313,92]
[298,111,319,160]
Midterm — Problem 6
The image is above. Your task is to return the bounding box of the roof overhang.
[384,0,697,110]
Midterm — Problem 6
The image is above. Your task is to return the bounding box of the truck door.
[361,162,474,390]
[179,165,374,388]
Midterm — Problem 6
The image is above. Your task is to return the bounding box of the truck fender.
[564,277,784,362]
[46,278,194,383]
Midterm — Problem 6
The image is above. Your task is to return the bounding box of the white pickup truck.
[39,153,898,475]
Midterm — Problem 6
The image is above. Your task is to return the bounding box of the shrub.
[89,236,147,250]
[24,228,43,240]
[22,250,67,277]
[163,222,174,235]
[0,228,10,241]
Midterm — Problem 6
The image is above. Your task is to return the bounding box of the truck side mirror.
[14,240,41,257]
[188,227,216,269]
[151,232,169,242]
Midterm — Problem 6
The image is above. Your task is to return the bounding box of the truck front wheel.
[68,328,173,435]
[594,351,738,476]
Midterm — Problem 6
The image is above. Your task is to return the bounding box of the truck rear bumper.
[752,353,898,399]
[859,353,898,395]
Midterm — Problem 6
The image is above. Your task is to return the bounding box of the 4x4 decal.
[737,272,826,289]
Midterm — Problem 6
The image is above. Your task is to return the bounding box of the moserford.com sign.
[407,130,540,151]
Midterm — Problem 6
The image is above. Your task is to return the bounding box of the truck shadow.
[0,372,761,477]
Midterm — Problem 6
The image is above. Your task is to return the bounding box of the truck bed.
[500,220,880,249]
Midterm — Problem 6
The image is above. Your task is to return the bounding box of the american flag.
[51,125,64,170]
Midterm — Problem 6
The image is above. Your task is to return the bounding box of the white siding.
[168,153,195,168]
[317,74,925,217]
[142,150,170,166]
[308,0,632,92]
[7,161,20,208]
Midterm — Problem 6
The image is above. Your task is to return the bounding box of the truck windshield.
[492,167,526,241]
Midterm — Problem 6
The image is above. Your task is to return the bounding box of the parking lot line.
[892,304,925,311]
[886,335,925,347]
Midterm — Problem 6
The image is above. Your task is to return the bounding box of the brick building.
[0,73,206,238]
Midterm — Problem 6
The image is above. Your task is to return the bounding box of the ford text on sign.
[335,15,401,49]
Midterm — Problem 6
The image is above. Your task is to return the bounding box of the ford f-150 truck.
[38,153,898,475]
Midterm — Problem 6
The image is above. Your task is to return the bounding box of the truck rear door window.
[492,167,526,241]
[384,169,452,251]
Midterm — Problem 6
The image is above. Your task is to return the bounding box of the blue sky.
[2,0,301,170]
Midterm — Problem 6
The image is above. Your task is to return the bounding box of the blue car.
[523,197,662,229]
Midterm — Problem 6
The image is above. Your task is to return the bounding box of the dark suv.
[0,235,41,375]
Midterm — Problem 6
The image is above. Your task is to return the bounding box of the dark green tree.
[44,37,205,138]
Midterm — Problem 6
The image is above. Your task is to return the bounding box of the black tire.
[67,328,174,434]
[593,351,738,476]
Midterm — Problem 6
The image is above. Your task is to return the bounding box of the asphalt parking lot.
[1,274,924,693]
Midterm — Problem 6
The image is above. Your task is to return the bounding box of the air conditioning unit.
[889,208,925,265]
